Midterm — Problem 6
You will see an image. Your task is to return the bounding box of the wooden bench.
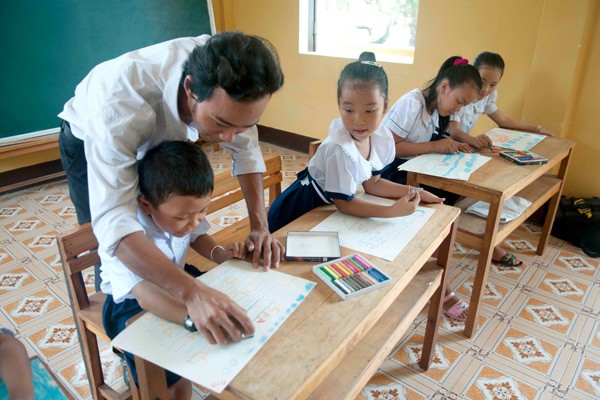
[57,155,282,399]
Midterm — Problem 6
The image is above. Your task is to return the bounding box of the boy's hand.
[225,242,247,260]
[186,282,255,345]
[245,228,285,271]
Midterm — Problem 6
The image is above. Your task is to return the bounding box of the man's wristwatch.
[183,315,197,332]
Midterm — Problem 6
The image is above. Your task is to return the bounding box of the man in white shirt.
[58,31,284,344]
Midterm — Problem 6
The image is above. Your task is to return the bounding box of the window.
[300,0,419,64]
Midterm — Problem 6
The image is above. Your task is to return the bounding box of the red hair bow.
[453,58,469,65]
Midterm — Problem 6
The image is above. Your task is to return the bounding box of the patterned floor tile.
[2,142,598,399]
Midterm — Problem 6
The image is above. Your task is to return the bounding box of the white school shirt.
[382,89,439,159]
[58,35,265,257]
[99,208,210,303]
[450,90,498,133]
[308,118,396,199]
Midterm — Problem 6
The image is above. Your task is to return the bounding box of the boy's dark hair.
[180,31,284,103]
[337,51,389,101]
[423,56,483,136]
[474,51,505,76]
[138,141,214,207]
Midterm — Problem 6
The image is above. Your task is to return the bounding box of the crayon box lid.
[285,231,341,262]
[312,253,392,300]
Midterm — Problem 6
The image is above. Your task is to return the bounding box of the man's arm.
[115,231,254,344]
[236,172,285,270]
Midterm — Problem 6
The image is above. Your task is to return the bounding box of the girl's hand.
[225,242,247,260]
[434,138,471,154]
[419,190,444,204]
[390,191,420,217]
[473,134,492,149]
[537,127,554,136]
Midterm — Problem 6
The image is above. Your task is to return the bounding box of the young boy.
[100,141,249,399]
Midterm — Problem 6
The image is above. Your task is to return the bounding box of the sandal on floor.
[443,292,469,321]
[494,252,523,267]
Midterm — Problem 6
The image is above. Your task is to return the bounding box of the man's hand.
[185,281,255,345]
[245,227,285,271]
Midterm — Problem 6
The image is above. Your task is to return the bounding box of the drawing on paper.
[311,193,435,261]
[398,152,491,181]
[485,127,545,151]
[111,260,316,393]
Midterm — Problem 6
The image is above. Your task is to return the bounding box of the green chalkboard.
[0,1,213,140]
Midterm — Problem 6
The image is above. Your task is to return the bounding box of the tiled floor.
[1,142,599,399]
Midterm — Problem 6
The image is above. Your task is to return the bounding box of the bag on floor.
[580,220,600,258]
[551,196,600,246]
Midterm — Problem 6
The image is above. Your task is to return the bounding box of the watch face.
[184,315,197,332]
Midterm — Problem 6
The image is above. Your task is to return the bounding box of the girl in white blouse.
[267,52,442,234]
[448,51,554,150]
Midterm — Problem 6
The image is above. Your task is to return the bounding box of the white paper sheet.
[111,260,316,393]
[310,193,435,261]
[398,153,491,180]
[485,127,546,151]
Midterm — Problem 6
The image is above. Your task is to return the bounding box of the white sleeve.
[383,97,421,138]
[322,149,358,199]
[484,91,498,114]
[85,77,157,257]
[450,108,463,122]
[218,125,266,176]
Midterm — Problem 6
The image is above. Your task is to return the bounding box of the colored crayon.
[323,265,340,279]
[341,259,359,273]
[368,268,388,282]
[332,279,350,294]
[354,272,374,287]
[336,277,355,292]
[336,262,353,276]
[330,263,347,277]
[348,257,365,271]
[342,276,361,291]
[319,267,335,281]
[348,274,368,289]
[354,254,373,269]
[359,271,378,285]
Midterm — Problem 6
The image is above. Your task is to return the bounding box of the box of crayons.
[312,253,392,300]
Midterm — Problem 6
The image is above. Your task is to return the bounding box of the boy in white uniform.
[101,141,248,399]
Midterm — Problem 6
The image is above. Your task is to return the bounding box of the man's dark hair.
[138,141,214,207]
[181,31,284,103]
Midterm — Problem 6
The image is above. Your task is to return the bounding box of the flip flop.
[495,252,523,267]
[443,291,468,321]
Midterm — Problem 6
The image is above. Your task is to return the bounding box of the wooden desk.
[195,203,459,400]
[407,136,575,337]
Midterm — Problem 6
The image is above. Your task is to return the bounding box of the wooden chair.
[57,223,167,400]
[308,139,323,160]
[58,155,283,399]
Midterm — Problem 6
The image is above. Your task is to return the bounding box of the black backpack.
[580,220,600,258]
[551,197,600,250]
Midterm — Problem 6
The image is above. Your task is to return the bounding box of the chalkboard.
[0,1,214,140]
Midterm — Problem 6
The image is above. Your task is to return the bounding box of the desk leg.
[464,197,504,337]
[134,356,169,400]
[537,151,572,255]
[420,219,457,370]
